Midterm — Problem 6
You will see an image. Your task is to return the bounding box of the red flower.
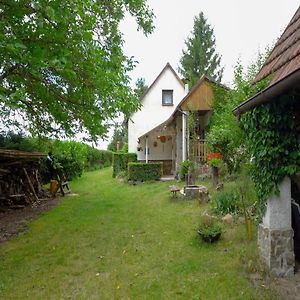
[207,152,222,161]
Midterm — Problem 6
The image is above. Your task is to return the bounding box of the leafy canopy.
[179,12,223,86]
[0,0,154,140]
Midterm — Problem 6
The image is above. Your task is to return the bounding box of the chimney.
[184,83,189,96]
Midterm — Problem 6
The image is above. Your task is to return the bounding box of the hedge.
[0,132,113,181]
[112,152,137,177]
[128,162,163,181]
[85,147,113,171]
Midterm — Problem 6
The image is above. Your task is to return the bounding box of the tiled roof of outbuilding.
[254,6,300,87]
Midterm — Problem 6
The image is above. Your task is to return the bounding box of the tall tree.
[134,77,148,99]
[179,12,223,86]
[107,125,127,152]
[207,49,270,173]
[0,0,154,141]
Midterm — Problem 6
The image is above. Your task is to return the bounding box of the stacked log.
[0,149,48,208]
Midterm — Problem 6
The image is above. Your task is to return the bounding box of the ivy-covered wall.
[240,89,300,215]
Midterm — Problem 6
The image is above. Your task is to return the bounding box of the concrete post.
[258,176,294,277]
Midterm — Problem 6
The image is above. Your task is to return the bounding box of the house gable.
[181,79,214,111]
[128,63,185,154]
[179,75,227,112]
[139,62,184,103]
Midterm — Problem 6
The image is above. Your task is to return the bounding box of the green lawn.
[0,168,278,299]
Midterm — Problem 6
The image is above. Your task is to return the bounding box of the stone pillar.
[258,176,294,277]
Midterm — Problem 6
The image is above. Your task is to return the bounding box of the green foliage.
[112,152,137,178]
[128,162,162,181]
[207,157,222,167]
[207,51,271,174]
[179,12,223,86]
[107,125,128,152]
[0,131,42,152]
[198,216,222,242]
[0,0,154,140]
[198,223,222,237]
[179,160,196,181]
[212,188,240,215]
[134,77,148,99]
[44,140,113,180]
[240,90,300,217]
[120,142,128,153]
[0,132,112,180]
[85,147,113,171]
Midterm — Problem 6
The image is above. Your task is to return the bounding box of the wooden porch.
[189,139,208,163]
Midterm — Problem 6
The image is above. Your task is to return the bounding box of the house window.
[162,90,173,106]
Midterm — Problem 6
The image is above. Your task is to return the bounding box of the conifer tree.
[179,12,223,86]
[134,77,148,99]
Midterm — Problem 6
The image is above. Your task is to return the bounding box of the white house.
[128,62,223,175]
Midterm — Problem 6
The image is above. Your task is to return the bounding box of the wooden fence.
[189,139,208,163]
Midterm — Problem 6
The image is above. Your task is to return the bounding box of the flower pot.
[211,166,219,187]
[198,231,221,243]
[50,180,59,196]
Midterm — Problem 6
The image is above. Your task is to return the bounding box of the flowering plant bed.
[207,152,223,167]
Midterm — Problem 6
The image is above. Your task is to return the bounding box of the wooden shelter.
[233,6,300,277]
[0,149,46,207]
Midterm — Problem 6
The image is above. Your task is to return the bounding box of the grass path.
[0,169,278,299]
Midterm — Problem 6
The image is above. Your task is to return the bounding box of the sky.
[121,0,299,86]
[99,0,299,149]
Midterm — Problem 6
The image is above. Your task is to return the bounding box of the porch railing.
[190,139,208,163]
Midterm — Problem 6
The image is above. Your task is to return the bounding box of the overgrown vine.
[240,89,300,217]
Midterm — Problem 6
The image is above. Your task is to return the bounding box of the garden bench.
[170,185,180,198]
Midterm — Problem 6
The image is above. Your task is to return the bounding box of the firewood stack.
[0,149,48,208]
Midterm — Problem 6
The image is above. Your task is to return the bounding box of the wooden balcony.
[189,139,208,163]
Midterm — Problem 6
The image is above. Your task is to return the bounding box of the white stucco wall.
[128,66,185,157]
[263,176,292,229]
[138,131,174,161]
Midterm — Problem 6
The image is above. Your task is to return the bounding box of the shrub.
[179,160,196,181]
[120,143,128,153]
[128,162,162,181]
[0,132,113,181]
[112,152,137,177]
[85,147,112,171]
[212,187,240,215]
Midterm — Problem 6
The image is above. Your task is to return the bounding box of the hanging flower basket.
[159,136,166,143]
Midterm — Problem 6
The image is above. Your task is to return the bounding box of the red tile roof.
[254,6,300,87]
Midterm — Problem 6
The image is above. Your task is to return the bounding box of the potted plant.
[207,152,223,187]
[197,216,222,243]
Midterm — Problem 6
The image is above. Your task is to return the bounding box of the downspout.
[182,113,186,161]
[179,109,188,162]
[145,136,148,164]
[182,83,189,161]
